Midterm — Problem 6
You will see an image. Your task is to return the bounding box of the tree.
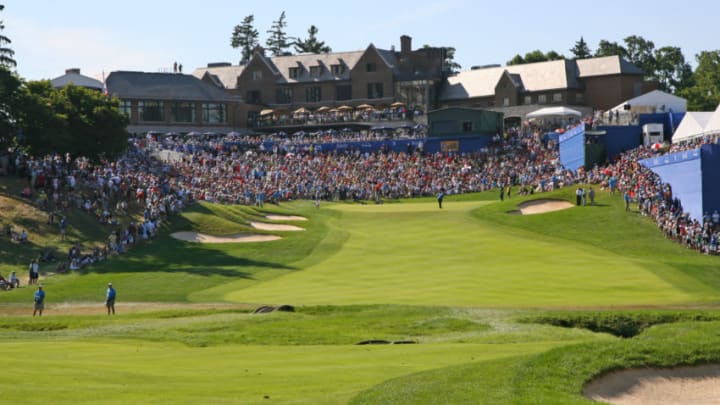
[570,36,592,59]
[654,46,693,93]
[231,15,259,64]
[507,50,564,65]
[595,40,628,58]
[623,35,656,79]
[19,82,129,160]
[0,66,22,148]
[265,11,291,56]
[294,25,331,54]
[442,47,461,73]
[678,50,720,111]
[0,4,17,68]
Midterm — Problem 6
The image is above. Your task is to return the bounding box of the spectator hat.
[108,282,112,286]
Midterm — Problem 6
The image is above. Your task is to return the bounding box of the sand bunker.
[250,221,305,231]
[170,231,280,243]
[513,199,573,215]
[583,365,720,405]
[265,215,307,221]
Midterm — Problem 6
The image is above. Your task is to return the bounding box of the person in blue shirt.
[106,283,116,315]
[436,188,445,209]
[33,285,45,317]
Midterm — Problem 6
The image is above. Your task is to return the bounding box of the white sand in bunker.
[514,199,574,215]
[250,221,305,231]
[583,365,720,405]
[265,215,307,221]
[170,231,280,243]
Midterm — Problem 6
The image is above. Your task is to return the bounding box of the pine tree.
[0,4,17,68]
[265,11,291,56]
[294,25,331,54]
[570,36,592,60]
[230,15,259,64]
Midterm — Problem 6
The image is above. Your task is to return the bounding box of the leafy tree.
[442,47,461,73]
[0,66,22,148]
[231,15,259,64]
[265,11,291,56]
[595,40,628,58]
[570,36,592,59]
[19,82,129,160]
[0,4,17,68]
[678,50,720,111]
[294,25,331,54]
[623,35,656,79]
[654,46,693,93]
[507,50,564,65]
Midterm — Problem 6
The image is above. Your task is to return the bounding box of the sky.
[3,0,719,82]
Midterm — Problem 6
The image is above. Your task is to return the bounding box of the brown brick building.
[439,55,655,120]
[194,35,446,128]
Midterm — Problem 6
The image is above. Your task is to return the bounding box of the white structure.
[611,90,687,113]
[642,123,664,146]
[672,112,713,143]
[526,106,582,118]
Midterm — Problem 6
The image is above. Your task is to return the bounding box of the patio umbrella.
[259,109,274,116]
[390,101,405,108]
[293,107,309,115]
[337,105,353,112]
[356,104,374,110]
[315,106,330,113]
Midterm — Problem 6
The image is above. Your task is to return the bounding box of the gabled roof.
[704,103,720,135]
[50,72,103,90]
[267,50,366,83]
[192,65,246,89]
[106,71,240,101]
[672,112,713,143]
[440,59,579,101]
[576,55,644,77]
[611,89,687,112]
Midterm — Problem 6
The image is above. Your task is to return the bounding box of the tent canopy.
[704,103,720,135]
[526,106,582,118]
[672,112,714,143]
[611,90,687,113]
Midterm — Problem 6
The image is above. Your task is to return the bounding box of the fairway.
[226,201,702,307]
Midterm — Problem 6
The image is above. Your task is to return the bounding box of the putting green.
[225,202,701,307]
[0,339,560,404]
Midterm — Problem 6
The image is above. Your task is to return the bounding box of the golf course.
[2,186,720,404]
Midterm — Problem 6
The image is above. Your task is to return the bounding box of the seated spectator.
[20,186,32,198]
[18,229,28,243]
[8,271,19,288]
[0,273,9,291]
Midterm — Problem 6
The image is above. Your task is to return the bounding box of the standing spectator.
[33,285,45,317]
[105,282,116,315]
[59,217,67,241]
[588,187,596,206]
[624,191,631,211]
[437,188,445,209]
[28,259,39,285]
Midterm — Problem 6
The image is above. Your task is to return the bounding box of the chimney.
[400,35,412,55]
[66,68,81,75]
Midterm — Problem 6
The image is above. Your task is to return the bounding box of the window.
[202,103,226,123]
[575,92,584,103]
[462,121,473,132]
[331,64,345,76]
[246,90,261,104]
[119,100,132,117]
[503,97,510,107]
[366,63,376,72]
[309,66,321,78]
[276,87,293,104]
[367,82,383,99]
[336,85,352,101]
[305,86,321,102]
[524,96,532,105]
[138,101,163,122]
[172,102,195,123]
[553,93,562,102]
[289,67,299,79]
[538,94,547,104]
[252,70,263,80]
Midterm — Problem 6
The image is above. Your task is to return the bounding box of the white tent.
[526,106,582,118]
[671,112,713,143]
[703,103,720,136]
[610,90,687,113]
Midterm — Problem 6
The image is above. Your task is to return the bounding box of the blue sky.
[3,0,718,81]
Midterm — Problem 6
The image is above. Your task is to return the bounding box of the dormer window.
[289,67,299,79]
[331,64,345,76]
[252,70,262,80]
[309,66,321,78]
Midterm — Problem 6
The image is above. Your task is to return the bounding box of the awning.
[526,107,582,118]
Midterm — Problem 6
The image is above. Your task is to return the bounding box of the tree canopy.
[265,11,291,56]
[678,50,720,111]
[294,25,331,54]
[570,36,592,59]
[0,4,17,68]
[507,50,565,65]
[230,15,259,64]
